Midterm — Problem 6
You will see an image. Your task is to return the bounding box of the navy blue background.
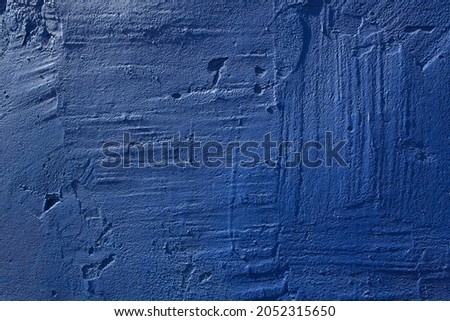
[1,0,449,300]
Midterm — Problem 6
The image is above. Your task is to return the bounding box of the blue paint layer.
[0,0,449,300]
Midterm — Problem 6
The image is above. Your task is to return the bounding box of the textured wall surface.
[1,0,449,300]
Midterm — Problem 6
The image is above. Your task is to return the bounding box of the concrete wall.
[1,0,449,300]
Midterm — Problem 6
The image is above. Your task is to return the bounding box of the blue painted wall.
[1,0,449,300]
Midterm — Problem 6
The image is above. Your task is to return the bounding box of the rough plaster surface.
[1,0,449,300]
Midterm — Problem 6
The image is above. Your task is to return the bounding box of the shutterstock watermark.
[100,132,348,169]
